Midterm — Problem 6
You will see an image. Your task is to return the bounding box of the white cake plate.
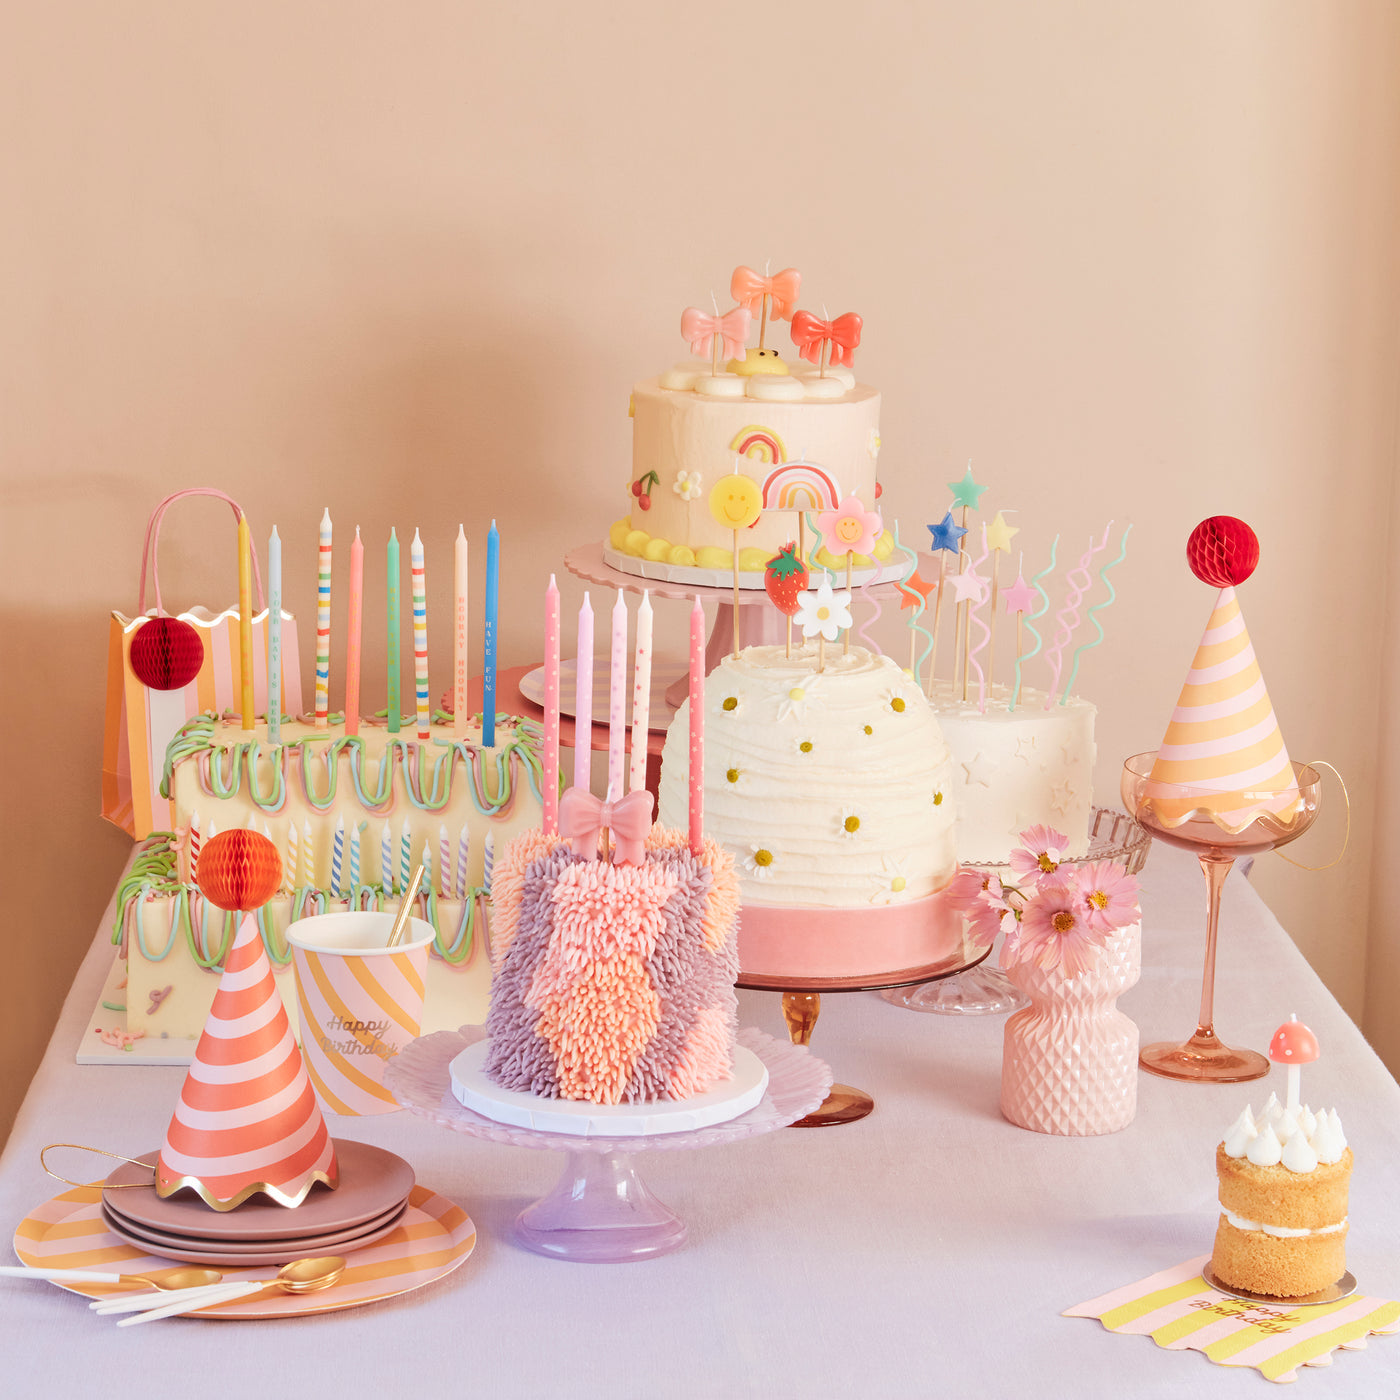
[385,1026,831,1263]
[449,1040,769,1137]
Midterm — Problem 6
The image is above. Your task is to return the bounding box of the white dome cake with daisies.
[658,643,961,979]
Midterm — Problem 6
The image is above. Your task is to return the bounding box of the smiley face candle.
[709,471,763,655]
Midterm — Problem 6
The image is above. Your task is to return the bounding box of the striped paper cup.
[288,912,434,1117]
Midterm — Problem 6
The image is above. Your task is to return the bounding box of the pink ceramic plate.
[100,1199,409,1256]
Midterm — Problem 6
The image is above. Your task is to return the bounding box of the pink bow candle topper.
[790,309,862,376]
[1270,1015,1320,1114]
[559,787,655,867]
[681,303,752,377]
[729,265,801,370]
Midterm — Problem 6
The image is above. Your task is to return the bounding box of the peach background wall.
[3,2,1399,1145]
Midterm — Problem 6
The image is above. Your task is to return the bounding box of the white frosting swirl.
[1221,1099,1346,1173]
[1222,1107,1257,1159]
[1246,1122,1283,1166]
[1281,1129,1319,1174]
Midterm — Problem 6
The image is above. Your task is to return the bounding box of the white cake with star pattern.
[928,680,1096,865]
[657,644,959,909]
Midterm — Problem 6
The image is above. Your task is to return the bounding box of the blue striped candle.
[381,822,393,894]
[331,815,344,896]
[400,824,411,893]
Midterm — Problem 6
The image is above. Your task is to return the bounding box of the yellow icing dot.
[737,546,771,572]
[933,791,944,805]
[666,544,697,567]
[754,848,773,867]
[891,697,906,713]
[609,518,632,550]
[873,529,895,561]
[863,724,873,736]
[722,696,738,711]
[844,815,861,833]
[799,741,813,753]
[892,876,907,893]
[695,545,732,570]
[622,529,650,557]
[726,768,739,784]
[789,686,805,701]
[643,537,670,562]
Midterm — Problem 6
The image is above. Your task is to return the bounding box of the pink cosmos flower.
[816,495,882,558]
[1016,882,1111,979]
[1074,861,1141,934]
[946,868,1005,951]
[1008,824,1070,883]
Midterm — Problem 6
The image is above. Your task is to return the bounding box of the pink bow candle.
[790,310,863,374]
[558,787,654,866]
[681,305,752,374]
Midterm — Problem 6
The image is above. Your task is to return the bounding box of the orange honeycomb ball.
[197,829,284,912]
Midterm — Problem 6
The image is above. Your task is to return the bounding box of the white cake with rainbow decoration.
[107,507,540,1052]
[608,264,893,588]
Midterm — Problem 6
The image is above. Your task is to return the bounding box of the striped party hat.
[1146,584,1300,830]
[156,912,338,1210]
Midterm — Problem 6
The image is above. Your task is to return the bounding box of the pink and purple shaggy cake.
[483,827,741,1104]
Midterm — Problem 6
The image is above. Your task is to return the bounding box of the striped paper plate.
[14,1183,475,1320]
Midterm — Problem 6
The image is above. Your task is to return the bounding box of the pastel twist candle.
[315,508,332,728]
[412,528,430,739]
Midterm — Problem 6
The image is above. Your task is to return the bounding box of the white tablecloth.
[2,845,1397,1399]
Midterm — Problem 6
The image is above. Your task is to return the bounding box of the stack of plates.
[100,1140,416,1267]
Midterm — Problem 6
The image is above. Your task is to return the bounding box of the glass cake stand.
[1122,753,1322,1083]
[737,933,990,1127]
[882,808,1151,1017]
[384,1026,831,1263]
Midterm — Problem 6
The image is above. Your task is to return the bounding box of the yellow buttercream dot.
[609,518,632,550]
[726,767,739,784]
[892,875,907,893]
[737,546,770,572]
[789,686,805,701]
[695,546,732,571]
[844,815,861,833]
[863,724,874,736]
[623,529,650,558]
[891,697,906,713]
[753,848,773,867]
[873,530,895,561]
[933,791,944,805]
[667,545,697,567]
[814,546,839,570]
[643,537,671,562]
[799,741,813,753]
[722,696,738,712]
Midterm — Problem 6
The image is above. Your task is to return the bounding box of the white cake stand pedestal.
[385,1027,832,1263]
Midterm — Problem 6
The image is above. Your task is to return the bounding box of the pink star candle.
[453,525,469,737]
[315,508,332,729]
[543,573,560,834]
[411,529,429,739]
[689,596,705,855]
[573,593,593,792]
[237,512,254,731]
[344,528,364,737]
[629,591,653,796]
[607,591,627,801]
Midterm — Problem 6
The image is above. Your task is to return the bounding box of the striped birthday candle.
[411,528,430,739]
[438,825,450,897]
[301,817,315,888]
[331,816,344,896]
[483,829,495,893]
[315,508,332,728]
[456,826,469,900]
[400,823,411,894]
[349,821,361,889]
[380,822,393,894]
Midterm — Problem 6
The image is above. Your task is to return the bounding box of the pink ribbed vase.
[1000,922,1141,1136]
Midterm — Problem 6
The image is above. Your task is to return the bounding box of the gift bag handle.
[136,488,265,618]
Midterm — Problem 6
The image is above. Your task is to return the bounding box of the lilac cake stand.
[385,1027,832,1263]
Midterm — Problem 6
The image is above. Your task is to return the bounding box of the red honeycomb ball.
[130,616,205,691]
[1187,516,1259,588]
[197,829,284,912]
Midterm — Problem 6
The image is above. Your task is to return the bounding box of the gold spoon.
[1,1264,223,1291]
[115,1256,348,1326]
[386,863,425,948]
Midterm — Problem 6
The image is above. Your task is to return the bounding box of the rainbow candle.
[315,508,332,728]
[345,527,364,737]
[543,574,560,833]
[331,815,344,897]
[607,591,627,801]
[387,528,401,734]
[237,512,254,730]
[629,591,652,796]
[349,821,361,889]
[689,596,705,855]
[267,527,282,743]
[483,520,499,747]
[438,824,451,897]
[454,525,469,737]
[380,822,393,894]
[412,528,430,739]
[573,593,594,791]
[456,825,469,899]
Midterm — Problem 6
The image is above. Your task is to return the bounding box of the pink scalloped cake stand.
[383,1026,831,1263]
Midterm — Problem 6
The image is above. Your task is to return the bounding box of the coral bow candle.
[790,309,863,373]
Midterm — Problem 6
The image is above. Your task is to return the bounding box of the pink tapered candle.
[689,596,705,854]
[453,525,469,738]
[607,592,627,801]
[344,527,364,736]
[543,574,560,834]
[629,591,653,796]
[573,593,593,792]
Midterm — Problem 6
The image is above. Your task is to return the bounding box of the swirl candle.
[543,574,560,833]
[484,829,495,892]
[454,524,469,737]
[573,593,593,792]
[286,822,298,891]
[689,597,705,854]
[438,824,451,897]
[331,815,344,897]
[349,821,361,889]
[380,822,393,894]
[237,512,254,731]
[607,592,627,801]
[315,508,332,729]
[267,527,282,743]
[411,529,430,739]
[302,817,315,888]
[456,825,469,900]
[345,527,364,737]
[386,528,401,734]
[629,591,652,796]
[400,823,411,893]
[187,812,202,885]
[483,520,499,747]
